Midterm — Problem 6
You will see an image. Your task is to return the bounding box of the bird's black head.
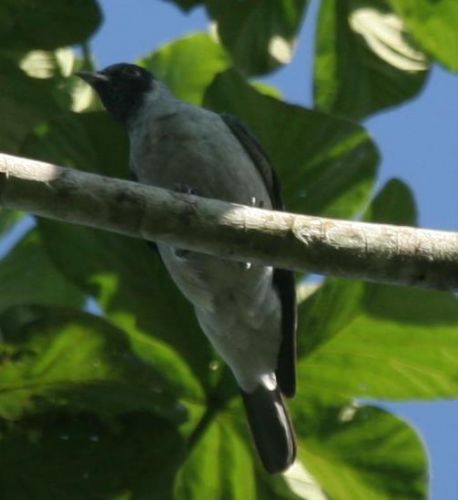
[77,63,154,124]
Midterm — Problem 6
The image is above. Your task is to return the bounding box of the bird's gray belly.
[158,242,269,313]
[158,242,281,391]
[130,110,281,389]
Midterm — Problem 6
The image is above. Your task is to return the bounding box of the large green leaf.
[206,0,309,75]
[388,0,458,72]
[140,33,230,105]
[184,395,428,500]
[294,402,427,499]
[0,306,184,422]
[0,0,101,51]
[298,180,458,401]
[166,0,308,75]
[204,69,379,218]
[0,230,84,314]
[314,0,429,119]
[0,411,183,499]
[299,282,458,402]
[175,412,257,499]
[38,221,213,396]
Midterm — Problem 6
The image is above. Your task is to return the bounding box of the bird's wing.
[221,113,297,398]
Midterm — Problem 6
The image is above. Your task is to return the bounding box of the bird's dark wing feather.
[221,113,297,398]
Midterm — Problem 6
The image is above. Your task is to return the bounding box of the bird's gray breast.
[129,101,273,303]
[129,101,272,207]
[128,100,281,390]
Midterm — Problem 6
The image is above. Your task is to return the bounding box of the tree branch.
[0,153,457,291]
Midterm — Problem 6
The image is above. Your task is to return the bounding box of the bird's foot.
[173,183,199,196]
[174,248,191,259]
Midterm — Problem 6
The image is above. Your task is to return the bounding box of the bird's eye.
[124,66,141,78]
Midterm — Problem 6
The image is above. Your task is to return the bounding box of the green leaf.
[0,210,23,237]
[175,412,256,499]
[36,220,212,397]
[21,111,128,177]
[75,112,129,177]
[20,115,95,172]
[388,0,458,72]
[140,33,230,105]
[206,0,309,75]
[251,81,283,99]
[314,0,429,119]
[294,402,427,499]
[299,282,458,401]
[0,0,101,51]
[0,412,183,499]
[298,180,458,401]
[0,230,84,315]
[363,178,417,225]
[0,306,183,421]
[204,69,379,218]
[0,60,68,154]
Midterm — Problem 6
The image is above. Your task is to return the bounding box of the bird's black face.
[77,63,154,124]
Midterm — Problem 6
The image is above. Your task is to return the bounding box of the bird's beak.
[75,70,109,86]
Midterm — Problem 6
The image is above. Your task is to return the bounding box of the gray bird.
[77,63,297,474]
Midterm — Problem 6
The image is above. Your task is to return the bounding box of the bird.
[77,63,297,474]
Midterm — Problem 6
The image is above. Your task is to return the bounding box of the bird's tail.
[240,384,296,474]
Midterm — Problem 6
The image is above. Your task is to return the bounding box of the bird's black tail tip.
[240,384,296,474]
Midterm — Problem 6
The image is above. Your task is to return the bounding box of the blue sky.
[2,0,456,497]
[91,2,458,497]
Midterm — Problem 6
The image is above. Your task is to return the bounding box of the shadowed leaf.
[0,0,101,50]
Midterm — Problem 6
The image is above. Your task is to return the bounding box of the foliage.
[0,1,457,498]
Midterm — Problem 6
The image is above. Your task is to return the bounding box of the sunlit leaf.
[19,47,96,112]
[140,33,230,105]
[388,0,458,72]
[298,181,458,401]
[19,48,75,79]
[299,282,458,402]
[294,402,427,499]
[206,0,309,75]
[175,411,257,499]
[165,0,308,75]
[314,0,429,119]
[0,306,183,421]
